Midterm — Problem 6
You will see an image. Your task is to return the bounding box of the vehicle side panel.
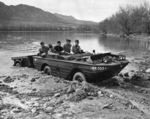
[33,56,94,79]
[33,56,129,81]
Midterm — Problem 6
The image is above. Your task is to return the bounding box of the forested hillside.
[99,2,150,36]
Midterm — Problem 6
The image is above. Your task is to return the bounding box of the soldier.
[39,42,49,57]
[72,40,82,54]
[63,39,72,54]
[54,41,63,54]
[48,44,56,55]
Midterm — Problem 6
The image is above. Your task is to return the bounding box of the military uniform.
[39,46,49,55]
[72,45,81,54]
[63,44,72,53]
[54,45,63,53]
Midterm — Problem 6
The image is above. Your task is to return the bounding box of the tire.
[73,72,86,82]
[44,66,51,75]
[15,62,21,67]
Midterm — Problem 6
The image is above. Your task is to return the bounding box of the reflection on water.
[99,36,150,53]
[0,32,150,53]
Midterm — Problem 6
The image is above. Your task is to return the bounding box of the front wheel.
[44,66,51,75]
[73,72,86,82]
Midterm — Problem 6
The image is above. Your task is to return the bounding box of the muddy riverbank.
[0,49,150,119]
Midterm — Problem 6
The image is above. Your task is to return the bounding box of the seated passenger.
[48,44,57,55]
[38,42,49,57]
[72,40,83,54]
[63,39,72,54]
[54,41,63,54]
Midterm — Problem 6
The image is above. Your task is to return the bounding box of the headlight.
[119,55,126,60]
[103,59,108,63]
[123,55,126,60]
[119,57,123,60]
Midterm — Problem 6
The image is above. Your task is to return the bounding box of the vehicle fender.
[41,63,49,71]
[69,68,87,80]
[14,59,21,66]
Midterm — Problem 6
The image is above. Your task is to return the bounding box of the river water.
[0,32,150,54]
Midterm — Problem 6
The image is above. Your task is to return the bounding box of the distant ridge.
[54,13,96,25]
[0,1,97,27]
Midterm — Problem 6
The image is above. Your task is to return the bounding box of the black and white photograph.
[0,0,150,119]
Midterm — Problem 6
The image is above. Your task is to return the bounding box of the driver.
[72,40,82,54]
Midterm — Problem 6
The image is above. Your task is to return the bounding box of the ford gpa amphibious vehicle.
[11,52,129,82]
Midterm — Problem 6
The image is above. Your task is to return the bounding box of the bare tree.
[99,19,109,34]
[98,1,150,36]
[140,1,150,35]
[116,5,137,35]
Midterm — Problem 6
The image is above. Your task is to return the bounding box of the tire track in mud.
[102,88,150,118]
[77,82,150,118]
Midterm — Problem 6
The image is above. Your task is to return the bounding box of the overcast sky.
[0,0,149,22]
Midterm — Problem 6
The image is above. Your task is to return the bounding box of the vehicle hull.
[33,56,128,81]
[11,53,129,82]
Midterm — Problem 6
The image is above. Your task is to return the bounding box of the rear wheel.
[15,62,21,67]
[73,72,86,82]
[44,66,51,75]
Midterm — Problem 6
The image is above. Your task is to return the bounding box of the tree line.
[99,1,150,36]
[0,25,75,32]
[0,24,99,32]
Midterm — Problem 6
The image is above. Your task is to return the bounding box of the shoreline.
[0,31,99,33]
[105,33,150,41]
[0,49,150,118]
